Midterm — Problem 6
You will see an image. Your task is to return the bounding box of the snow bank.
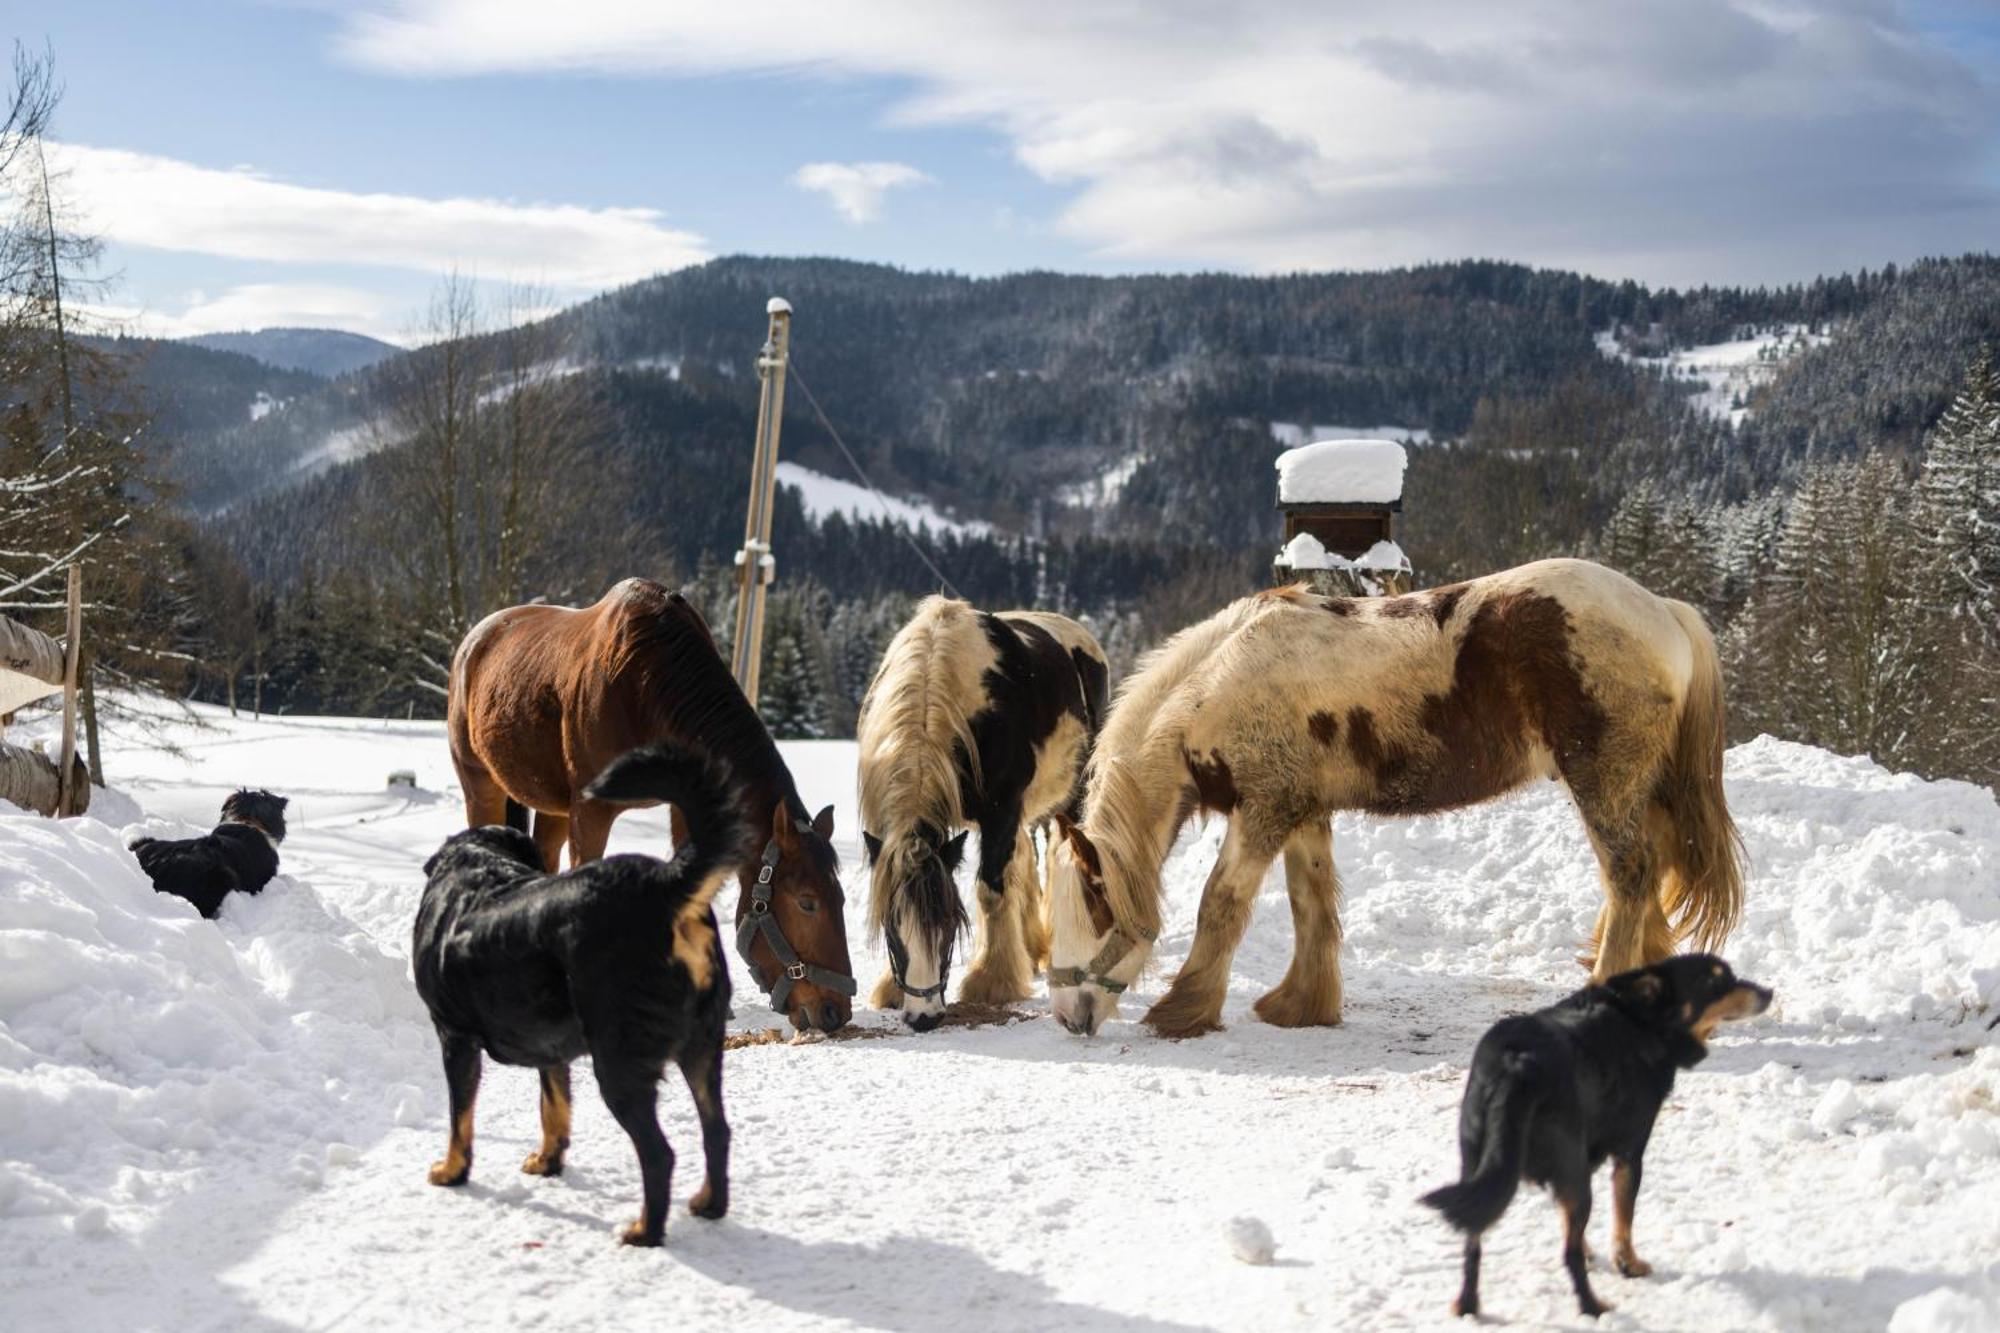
[0,798,429,1243]
[1274,439,1406,504]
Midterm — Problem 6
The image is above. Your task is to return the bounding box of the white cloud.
[46,143,711,289]
[791,161,932,223]
[82,283,414,344]
[329,0,2000,285]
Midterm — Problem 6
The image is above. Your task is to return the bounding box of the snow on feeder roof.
[1274,439,1407,506]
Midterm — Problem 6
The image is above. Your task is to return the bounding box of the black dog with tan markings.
[412,743,746,1246]
[1420,954,1772,1319]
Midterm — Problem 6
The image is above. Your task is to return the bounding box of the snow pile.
[1596,324,1831,428]
[1274,439,1407,504]
[1277,531,1339,570]
[1717,737,2000,1025]
[775,461,986,536]
[0,798,429,1248]
[1275,534,1409,592]
[1891,1279,2000,1333]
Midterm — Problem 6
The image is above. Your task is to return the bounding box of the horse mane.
[1081,594,1270,937]
[857,595,987,932]
[605,583,834,878]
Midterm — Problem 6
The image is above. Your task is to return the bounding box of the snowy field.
[3,699,1998,1332]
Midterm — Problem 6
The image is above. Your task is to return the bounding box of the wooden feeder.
[1272,439,1412,597]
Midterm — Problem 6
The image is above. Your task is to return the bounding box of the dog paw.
[617,1220,663,1247]
[427,1160,469,1187]
[688,1183,728,1219]
[1578,1297,1613,1319]
[520,1152,564,1177]
[1615,1252,1653,1278]
[1450,1297,1479,1319]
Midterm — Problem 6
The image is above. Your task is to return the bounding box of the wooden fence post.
[57,565,81,817]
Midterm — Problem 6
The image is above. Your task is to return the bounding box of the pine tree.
[1906,350,2000,781]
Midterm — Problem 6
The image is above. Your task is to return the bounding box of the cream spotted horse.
[858,597,1109,1030]
[1046,558,1744,1038]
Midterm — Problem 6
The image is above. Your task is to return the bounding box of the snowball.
[1811,1080,1863,1135]
[1227,1215,1276,1265]
[1274,439,1407,504]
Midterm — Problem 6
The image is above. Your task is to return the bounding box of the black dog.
[412,743,746,1246]
[130,789,290,919]
[1420,954,1773,1319]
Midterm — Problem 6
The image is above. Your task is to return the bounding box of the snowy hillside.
[775,461,987,535]
[1596,326,1831,428]
[3,700,1997,1331]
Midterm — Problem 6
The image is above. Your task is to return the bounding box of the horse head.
[1046,815,1151,1036]
[862,822,969,1031]
[737,800,856,1034]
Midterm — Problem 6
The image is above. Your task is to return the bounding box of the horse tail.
[1420,1049,1544,1235]
[584,743,751,910]
[1656,600,1745,952]
[503,798,530,834]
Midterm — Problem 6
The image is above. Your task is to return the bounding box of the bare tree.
[371,276,617,698]
[0,42,163,779]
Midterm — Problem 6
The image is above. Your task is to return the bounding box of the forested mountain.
[186,327,400,378]
[89,253,2000,784]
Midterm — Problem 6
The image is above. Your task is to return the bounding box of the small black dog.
[412,743,745,1246]
[130,789,290,919]
[1420,954,1773,1319]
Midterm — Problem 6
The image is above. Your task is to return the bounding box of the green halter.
[1047,921,1158,995]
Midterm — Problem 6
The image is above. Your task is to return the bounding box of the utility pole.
[729,297,792,705]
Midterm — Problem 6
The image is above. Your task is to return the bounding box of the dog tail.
[1419,1051,1544,1235]
[583,743,752,909]
[1657,600,1745,953]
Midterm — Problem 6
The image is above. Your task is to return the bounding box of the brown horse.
[448,578,856,1032]
[1047,558,1743,1038]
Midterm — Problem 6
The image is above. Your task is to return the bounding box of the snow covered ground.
[775,461,986,536]
[1595,326,1830,428]
[3,699,1997,1331]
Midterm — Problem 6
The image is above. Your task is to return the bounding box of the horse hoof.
[1142,1006,1223,1040]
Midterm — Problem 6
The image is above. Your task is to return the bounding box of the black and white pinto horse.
[858,597,1109,1030]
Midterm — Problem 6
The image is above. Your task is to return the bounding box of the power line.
[787,362,965,600]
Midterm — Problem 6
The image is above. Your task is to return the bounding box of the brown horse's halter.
[735,838,858,1013]
[1046,921,1158,995]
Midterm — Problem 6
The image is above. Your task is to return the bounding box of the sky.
[11,0,2000,345]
